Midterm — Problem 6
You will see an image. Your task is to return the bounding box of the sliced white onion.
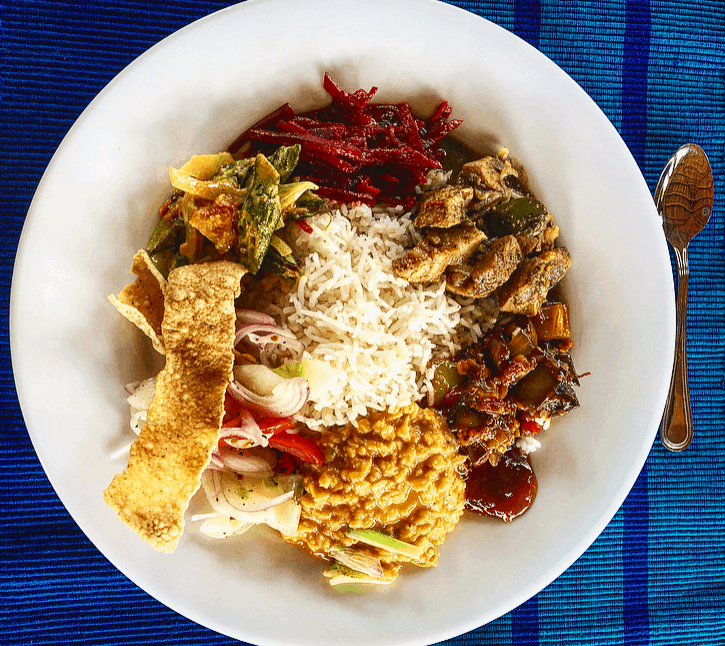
[199,471,302,536]
[129,410,146,435]
[266,498,302,537]
[114,379,155,460]
[110,441,134,460]
[218,470,296,513]
[199,516,254,540]
[216,447,274,477]
[190,512,226,522]
[202,470,301,516]
[124,380,141,395]
[126,378,155,410]
[201,470,246,519]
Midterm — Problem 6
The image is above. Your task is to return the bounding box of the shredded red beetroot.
[228,73,462,208]
[228,102,295,155]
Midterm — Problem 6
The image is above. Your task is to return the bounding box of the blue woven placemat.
[1,1,723,645]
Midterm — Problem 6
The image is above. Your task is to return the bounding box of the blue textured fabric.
[2,1,724,645]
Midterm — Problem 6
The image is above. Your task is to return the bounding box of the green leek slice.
[323,563,393,588]
[346,528,423,560]
[329,545,384,580]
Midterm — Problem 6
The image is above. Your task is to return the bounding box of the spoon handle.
[661,246,693,451]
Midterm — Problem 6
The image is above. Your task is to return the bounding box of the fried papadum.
[108,249,167,354]
[104,260,245,553]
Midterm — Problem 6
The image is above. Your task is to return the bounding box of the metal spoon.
[655,143,714,452]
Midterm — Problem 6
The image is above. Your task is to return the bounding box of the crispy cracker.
[104,261,245,553]
[109,250,167,354]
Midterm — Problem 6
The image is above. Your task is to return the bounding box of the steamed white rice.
[270,203,497,431]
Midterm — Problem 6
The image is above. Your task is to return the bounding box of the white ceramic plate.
[10,0,675,644]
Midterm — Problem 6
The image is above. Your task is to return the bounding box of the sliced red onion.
[227,377,309,418]
[255,334,305,366]
[236,309,277,327]
[208,453,224,470]
[219,407,270,447]
[234,324,304,366]
[236,324,302,350]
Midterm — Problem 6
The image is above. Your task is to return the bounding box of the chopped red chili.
[295,219,313,234]
[443,385,466,408]
[268,431,324,465]
[518,412,544,435]
[275,451,296,475]
[257,417,296,434]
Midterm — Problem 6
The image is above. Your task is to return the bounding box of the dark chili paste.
[464,447,537,522]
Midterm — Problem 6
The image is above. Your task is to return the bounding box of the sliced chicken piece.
[514,213,556,255]
[499,247,572,316]
[108,250,167,355]
[392,221,486,284]
[445,235,523,298]
[541,224,560,250]
[459,148,519,194]
[416,185,474,229]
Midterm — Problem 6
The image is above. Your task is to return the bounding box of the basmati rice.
[270,204,497,431]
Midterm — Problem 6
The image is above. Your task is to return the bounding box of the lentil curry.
[285,405,466,581]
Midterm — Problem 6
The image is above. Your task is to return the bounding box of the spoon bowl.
[655,143,714,451]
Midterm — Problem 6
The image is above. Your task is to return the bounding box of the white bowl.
[10,0,675,644]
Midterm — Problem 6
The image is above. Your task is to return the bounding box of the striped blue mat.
[1,1,723,645]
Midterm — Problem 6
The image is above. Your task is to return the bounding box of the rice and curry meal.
[105,74,581,587]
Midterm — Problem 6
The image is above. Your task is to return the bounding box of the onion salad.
[114,310,337,542]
